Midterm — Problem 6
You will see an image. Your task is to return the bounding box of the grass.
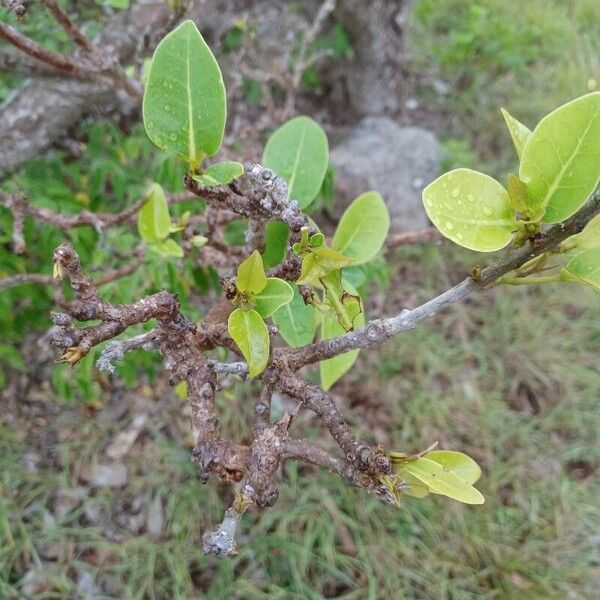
[1,0,600,597]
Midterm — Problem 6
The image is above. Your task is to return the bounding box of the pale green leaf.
[320,282,365,391]
[332,191,390,265]
[236,250,267,294]
[397,457,485,505]
[426,451,482,485]
[262,221,289,268]
[500,107,531,160]
[192,161,244,187]
[262,116,329,209]
[253,278,294,318]
[422,168,516,252]
[562,249,600,291]
[568,214,600,249]
[272,286,318,347]
[151,238,184,257]
[138,183,170,243]
[143,20,226,168]
[320,270,362,332]
[297,246,353,285]
[228,308,270,377]
[519,92,600,223]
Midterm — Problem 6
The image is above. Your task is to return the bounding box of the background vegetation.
[1,0,599,597]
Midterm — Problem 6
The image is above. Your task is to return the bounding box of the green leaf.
[143,20,226,168]
[272,286,318,347]
[320,282,365,391]
[519,92,600,223]
[507,173,529,214]
[138,183,171,243]
[397,457,485,505]
[500,107,531,160]
[320,270,362,332]
[422,168,516,252]
[228,308,270,377]
[262,221,289,269]
[151,238,184,257]
[236,250,267,295]
[332,191,390,264]
[562,249,600,291]
[569,214,600,249]
[297,246,353,285]
[253,278,294,318]
[426,451,482,485]
[262,116,329,209]
[192,161,244,187]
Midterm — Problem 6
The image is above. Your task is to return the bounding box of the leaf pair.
[423,93,600,252]
[393,450,485,505]
[227,251,293,377]
[137,183,184,257]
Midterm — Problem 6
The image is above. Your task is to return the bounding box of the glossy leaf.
[507,173,529,214]
[138,183,170,243]
[519,92,600,223]
[422,168,515,252]
[426,451,482,485]
[228,308,270,377]
[272,286,318,347]
[332,191,390,264]
[192,161,244,187]
[562,249,600,291]
[500,107,531,160]
[143,20,226,168]
[262,221,289,268]
[236,250,267,294]
[320,282,365,391]
[397,457,485,505]
[152,238,184,257]
[262,116,329,209]
[253,278,294,318]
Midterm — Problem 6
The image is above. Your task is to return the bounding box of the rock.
[81,462,128,488]
[330,117,440,232]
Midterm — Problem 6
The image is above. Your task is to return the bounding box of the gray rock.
[81,462,128,488]
[330,117,440,232]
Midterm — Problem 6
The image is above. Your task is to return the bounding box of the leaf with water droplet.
[519,92,600,223]
[422,168,516,252]
[143,20,226,169]
[568,214,600,249]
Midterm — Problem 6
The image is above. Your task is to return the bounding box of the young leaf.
[138,183,171,243]
[332,191,390,265]
[422,168,516,252]
[262,116,329,209]
[151,238,184,258]
[253,278,294,318]
[192,161,244,187]
[320,282,365,391]
[500,107,531,160]
[262,221,289,269]
[519,92,600,223]
[143,20,226,168]
[562,249,600,291]
[320,270,362,332]
[228,308,270,377]
[426,451,482,485]
[272,286,318,347]
[397,457,485,505]
[507,174,529,214]
[236,250,267,295]
[297,246,353,285]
